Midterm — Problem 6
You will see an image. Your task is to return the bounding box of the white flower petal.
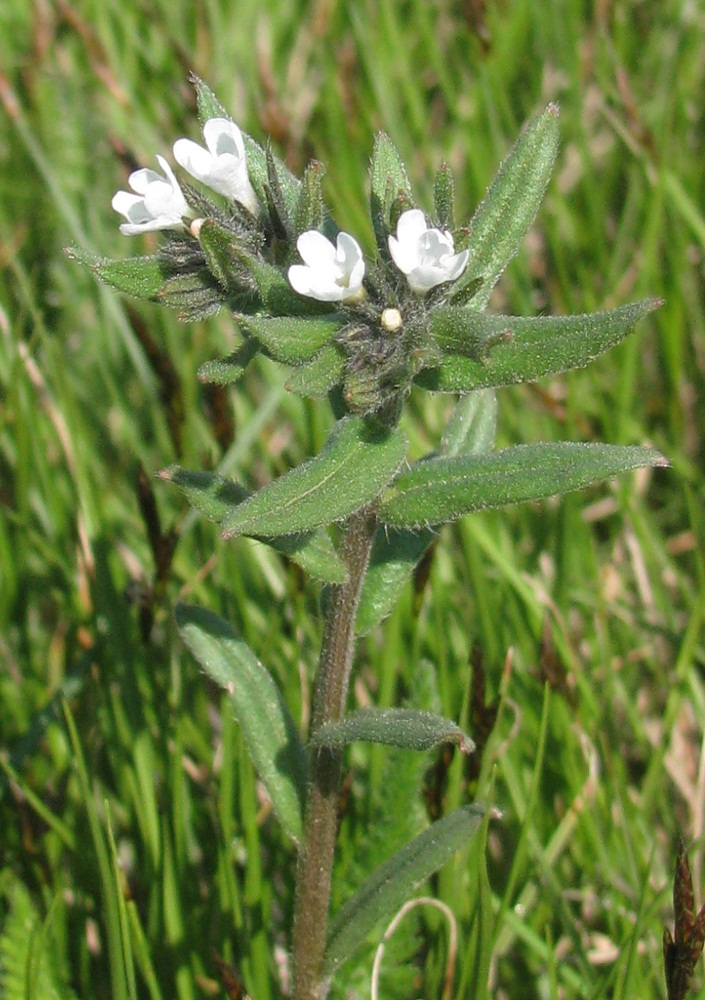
[174,119,259,212]
[173,138,214,178]
[297,231,337,270]
[203,118,246,159]
[388,209,469,293]
[289,230,365,302]
[112,155,188,236]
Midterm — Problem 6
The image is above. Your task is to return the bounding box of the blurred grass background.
[1,0,704,998]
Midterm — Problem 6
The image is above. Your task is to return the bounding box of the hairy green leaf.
[379,443,668,528]
[418,299,661,392]
[286,345,346,398]
[67,246,166,300]
[323,805,485,976]
[356,526,435,635]
[356,389,498,634]
[451,103,560,308]
[310,708,474,753]
[236,314,344,365]
[441,388,498,457]
[223,417,408,538]
[176,604,307,841]
[159,467,346,583]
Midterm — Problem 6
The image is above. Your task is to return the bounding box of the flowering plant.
[71,78,666,1000]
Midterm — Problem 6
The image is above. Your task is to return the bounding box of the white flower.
[288,231,366,303]
[173,118,259,214]
[112,155,189,236]
[388,208,469,294]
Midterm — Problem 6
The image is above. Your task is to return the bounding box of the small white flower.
[288,231,366,303]
[388,208,469,294]
[112,155,189,236]
[173,118,259,214]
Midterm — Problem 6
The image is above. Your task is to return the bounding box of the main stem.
[291,505,378,1000]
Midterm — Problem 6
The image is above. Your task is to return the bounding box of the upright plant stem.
[291,505,378,1000]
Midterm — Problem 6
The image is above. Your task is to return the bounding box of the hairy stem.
[291,505,378,1000]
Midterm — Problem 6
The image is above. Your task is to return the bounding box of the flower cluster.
[100,81,496,421]
[112,118,469,301]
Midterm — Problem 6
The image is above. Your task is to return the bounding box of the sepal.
[433,162,455,229]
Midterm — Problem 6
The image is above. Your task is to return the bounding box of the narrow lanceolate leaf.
[356,389,497,635]
[235,314,344,365]
[223,417,408,538]
[379,443,668,528]
[450,104,560,309]
[67,246,166,300]
[356,526,435,635]
[159,467,346,583]
[417,299,661,392]
[323,805,485,977]
[310,709,474,753]
[441,389,498,458]
[286,345,346,398]
[175,604,307,841]
[370,132,415,252]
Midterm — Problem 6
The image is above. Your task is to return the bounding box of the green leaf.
[310,709,474,753]
[370,132,415,251]
[379,443,668,528]
[236,314,344,365]
[441,388,498,457]
[451,104,560,308]
[323,805,485,977]
[356,389,497,635]
[175,604,307,841]
[223,416,408,538]
[418,299,661,392]
[197,340,259,385]
[67,246,166,300]
[159,467,346,583]
[286,345,346,398]
[356,526,435,635]
[159,270,223,320]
